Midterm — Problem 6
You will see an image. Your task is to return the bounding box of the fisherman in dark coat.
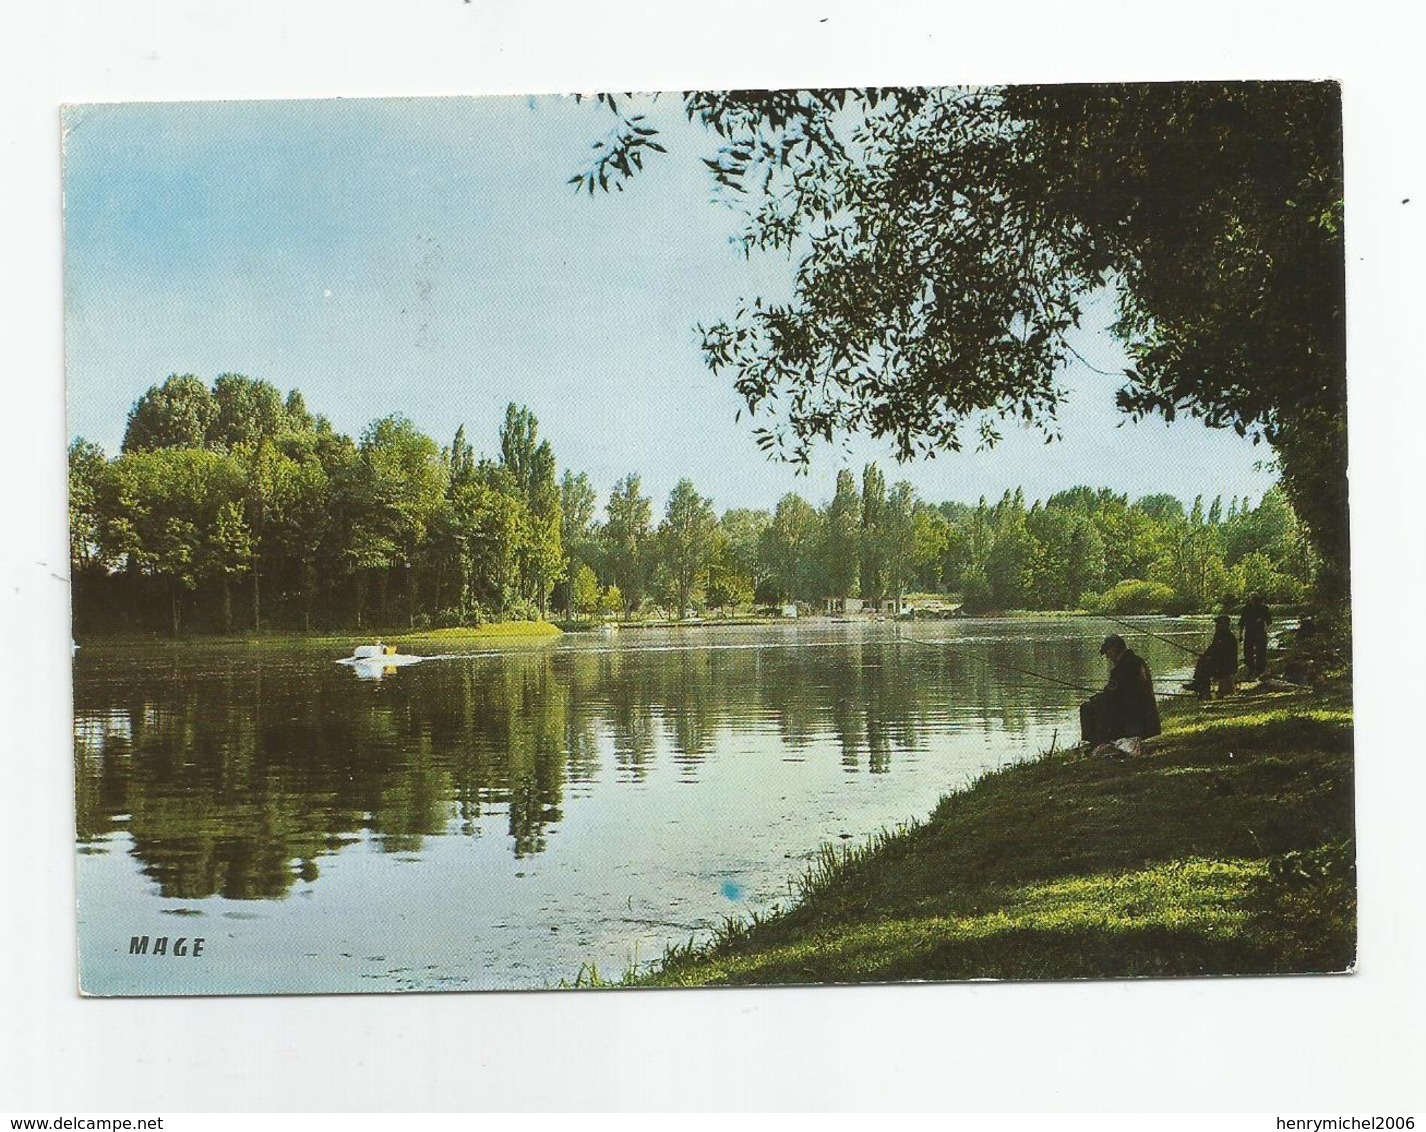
[1185,615,1238,699]
[1080,634,1162,751]
[1240,595,1273,678]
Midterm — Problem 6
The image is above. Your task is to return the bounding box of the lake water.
[73,617,1201,994]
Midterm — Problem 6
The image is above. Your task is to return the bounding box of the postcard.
[64,84,1353,996]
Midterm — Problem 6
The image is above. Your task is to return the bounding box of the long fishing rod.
[900,633,1100,696]
[1098,612,1202,657]
[901,629,1198,698]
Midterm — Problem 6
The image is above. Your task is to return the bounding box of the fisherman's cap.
[1099,634,1127,655]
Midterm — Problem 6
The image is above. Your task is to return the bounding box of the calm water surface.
[74,618,1200,994]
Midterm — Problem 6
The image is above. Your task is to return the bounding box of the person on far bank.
[1240,594,1273,678]
[1080,634,1162,757]
[1185,614,1238,700]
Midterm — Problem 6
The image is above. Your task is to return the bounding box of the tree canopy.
[575,83,1347,599]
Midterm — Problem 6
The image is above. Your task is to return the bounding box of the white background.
[3,0,1423,1113]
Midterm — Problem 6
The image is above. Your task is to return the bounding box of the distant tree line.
[70,374,1316,636]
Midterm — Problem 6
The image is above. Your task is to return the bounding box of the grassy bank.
[383,622,561,648]
[622,678,1354,987]
[553,615,779,631]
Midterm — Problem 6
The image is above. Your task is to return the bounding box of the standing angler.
[1240,595,1273,678]
[1080,634,1162,756]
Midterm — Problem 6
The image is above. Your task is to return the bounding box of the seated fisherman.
[1184,615,1238,699]
[1081,634,1162,755]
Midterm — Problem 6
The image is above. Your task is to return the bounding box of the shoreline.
[74,606,1239,644]
[594,672,1354,988]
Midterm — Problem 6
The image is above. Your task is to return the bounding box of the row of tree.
[564,476,1313,618]
[71,374,562,635]
[70,373,1314,635]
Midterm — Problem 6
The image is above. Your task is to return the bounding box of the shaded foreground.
[614,680,1354,987]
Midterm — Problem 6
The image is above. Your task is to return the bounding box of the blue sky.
[63,93,1278,513]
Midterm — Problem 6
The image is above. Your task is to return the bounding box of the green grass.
[617,678,1355,987]
[385,622,562,647]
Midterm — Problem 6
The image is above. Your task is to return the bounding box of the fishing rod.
[900,633,1100,696]
[1098,612,1202,657]
[900,630,1198,699]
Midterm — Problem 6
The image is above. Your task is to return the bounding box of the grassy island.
[381,621,562,648]
[76,620,564,652]
[616,674,1354,987]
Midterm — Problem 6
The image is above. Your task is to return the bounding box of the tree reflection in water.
[74,625,1165,900]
